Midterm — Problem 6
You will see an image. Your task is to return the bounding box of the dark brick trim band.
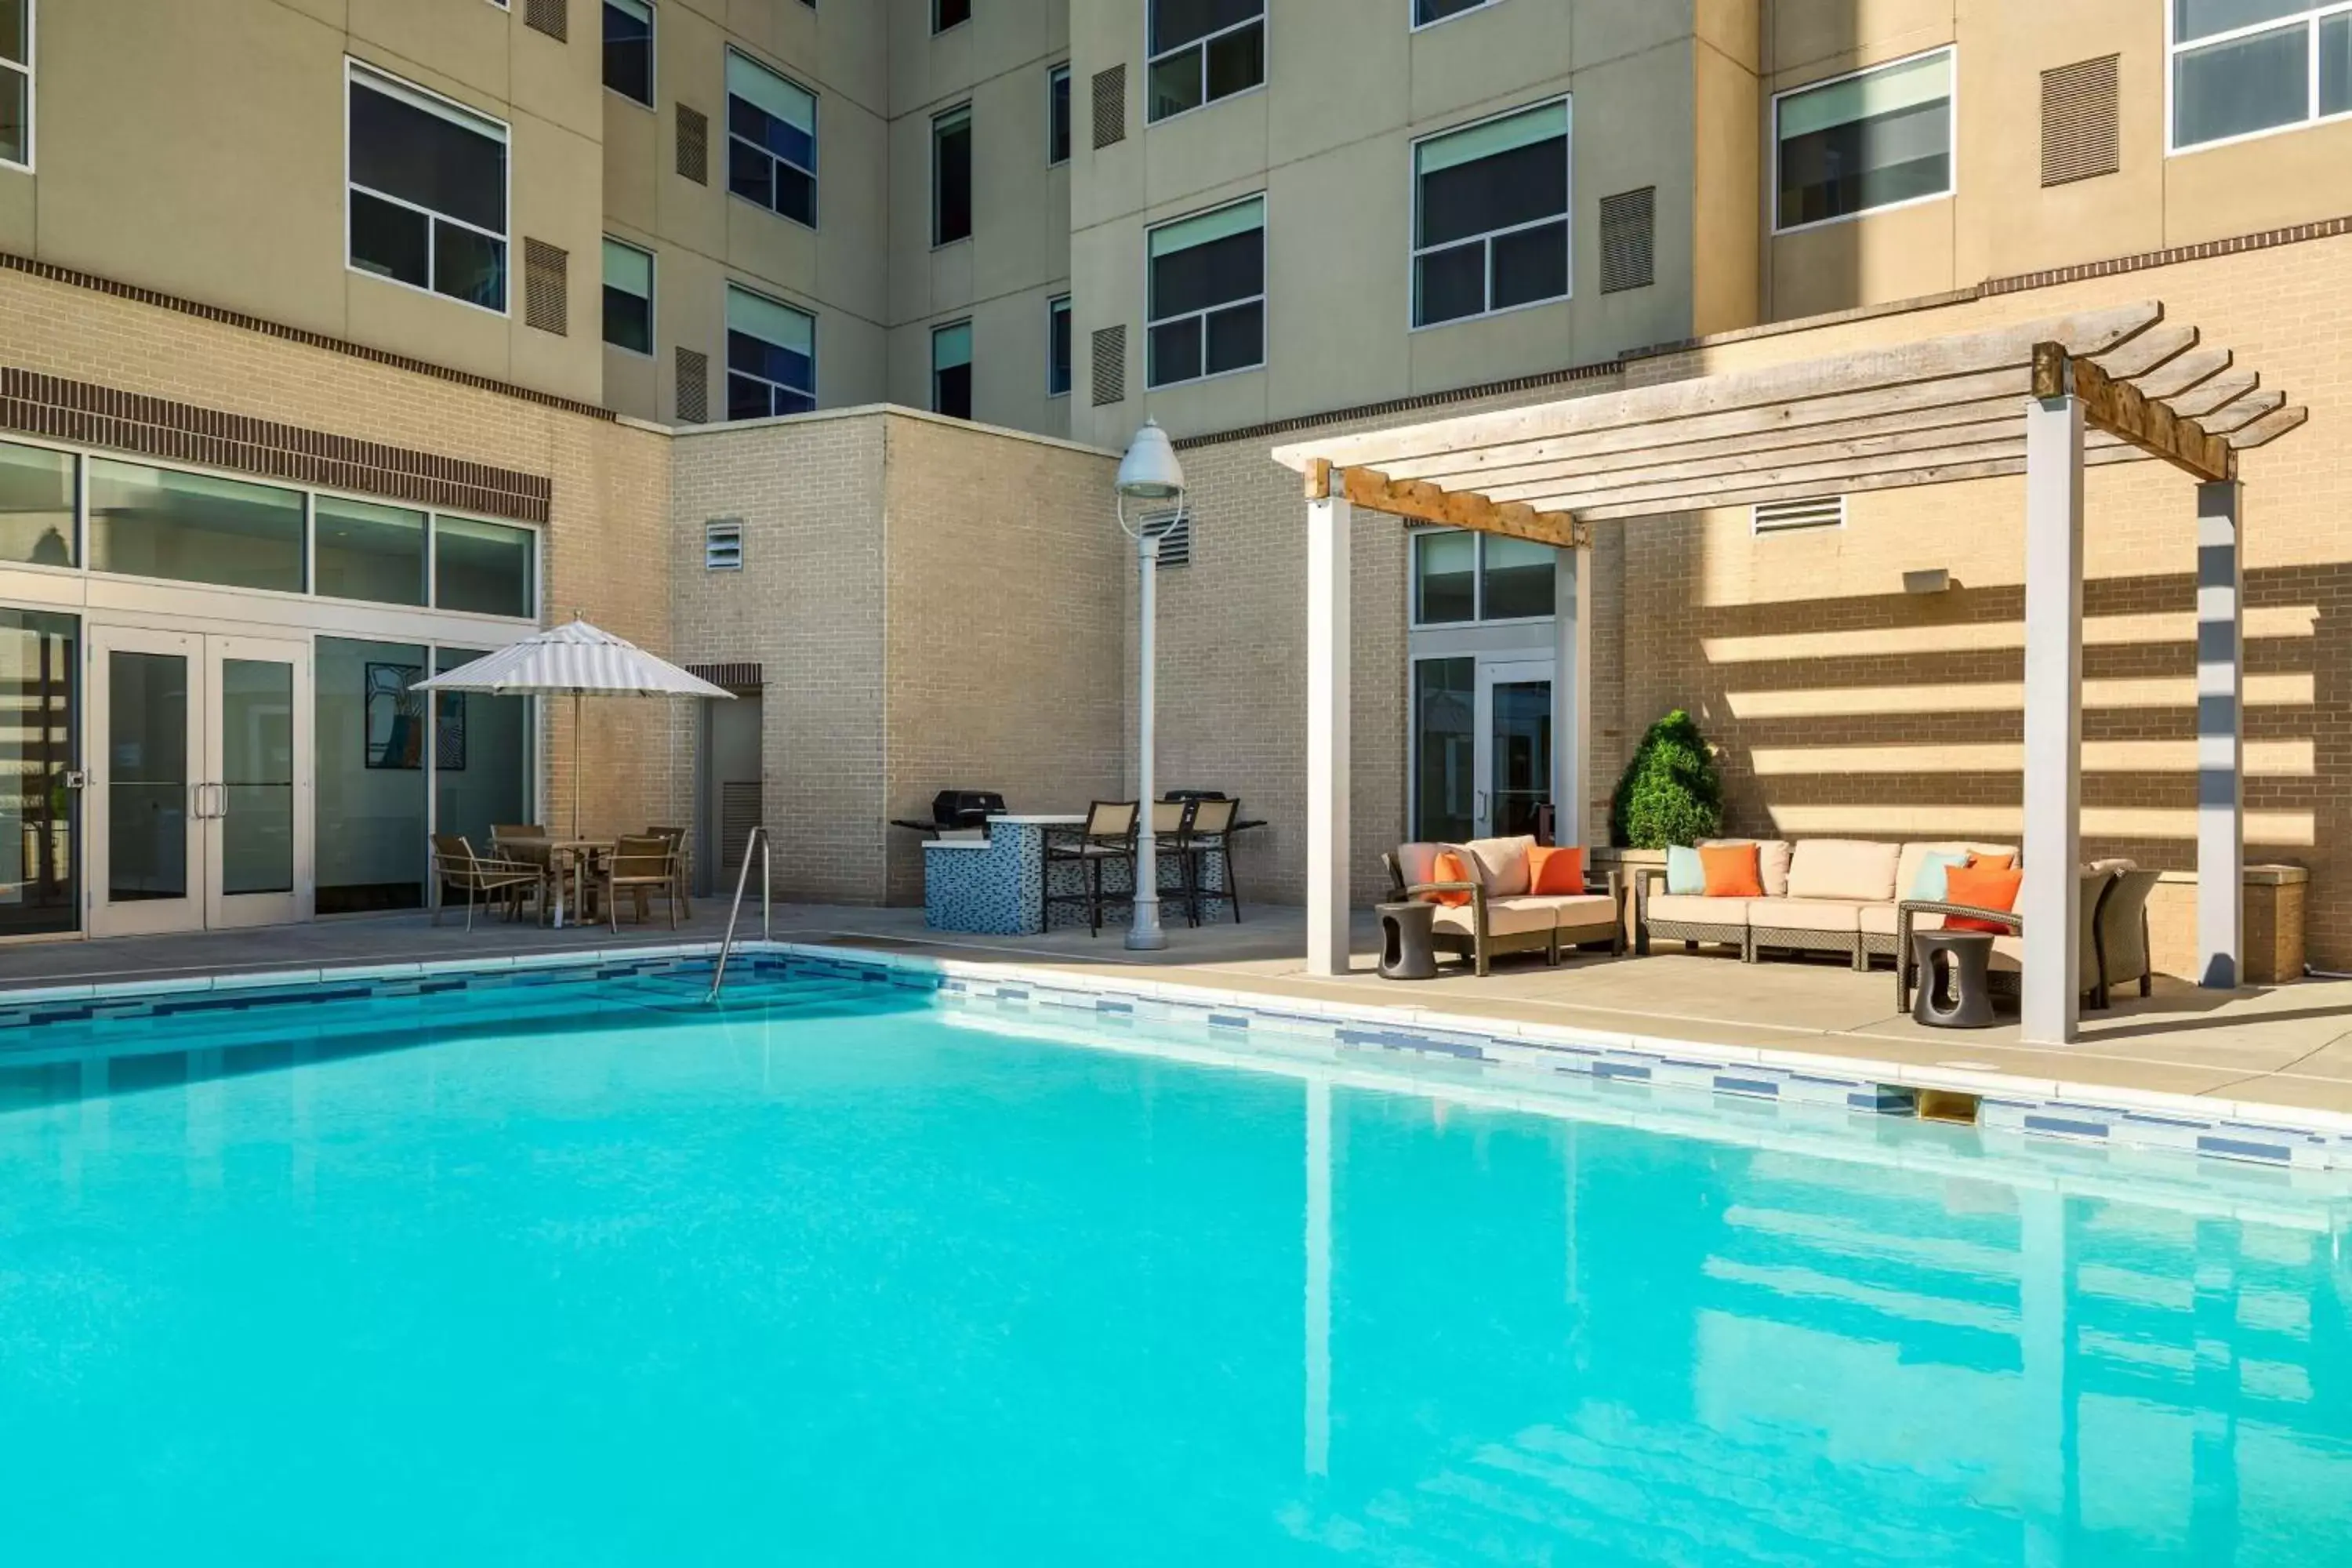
[1980,215,2352,295]
[1,368,554,524]
[0,250,619,424]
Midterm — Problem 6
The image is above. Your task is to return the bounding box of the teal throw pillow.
[1666,844,1705,896]
[1908,850,1970,902]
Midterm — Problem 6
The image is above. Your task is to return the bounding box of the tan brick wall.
[0,263,684,847]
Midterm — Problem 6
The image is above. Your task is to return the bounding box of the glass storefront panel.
[435,517,535,619]
[88,459,306,593]
[220,657,296,896]
[1413,531,1475,624]
[106,649,189,902]
[433,646,534,849]
[315,497,428,607]
[315,636,427,913]
[1481,536,1556,620]
[0,609,78,935]
[1413,657,1475,843]
[0,441,77,568]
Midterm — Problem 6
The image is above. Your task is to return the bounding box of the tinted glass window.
[434,517,535,619]
[88,459,305,593]
[1775,52,1951,227]
[604,0,654,106]
[934,107,972,245]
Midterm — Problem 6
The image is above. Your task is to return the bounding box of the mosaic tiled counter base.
[922,817,1230,935]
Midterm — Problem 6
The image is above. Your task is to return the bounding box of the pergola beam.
[2035,343,2233,483]
[1305,457,1584,548]
[1512,442,2154,521]
[2227,405,2307,448]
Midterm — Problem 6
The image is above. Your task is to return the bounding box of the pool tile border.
[3,938,2350,1174]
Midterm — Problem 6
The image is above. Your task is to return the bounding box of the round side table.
[1911,928,1997,1029]
[1377,901,1439,981]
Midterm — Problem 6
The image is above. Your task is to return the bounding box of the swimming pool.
[2,953,2348,1565]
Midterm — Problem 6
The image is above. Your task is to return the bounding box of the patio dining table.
[496,837,615,929]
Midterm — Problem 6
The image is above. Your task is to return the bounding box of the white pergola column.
[2196,481,2245,989]
[2020,392,2085,1044]
[1552,543,1592,845]
[1306,494,1353,978]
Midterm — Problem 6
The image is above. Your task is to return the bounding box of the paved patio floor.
[4,902,2349,1119]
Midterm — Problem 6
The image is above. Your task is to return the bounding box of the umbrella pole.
[571,691,583,840]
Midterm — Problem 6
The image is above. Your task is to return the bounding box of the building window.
[347,64,510,312]
[1047,63,1072,164]
[1047,295,1073,396]
[705,520,744,571]
[2171,2,2352,150]
[727,49,817,228]
[1146,195,1264,388]
[1773,48,1953,230]
[1411,99,1569,328]
[1411,529,1554,624]
[1148,0,1264,122]
[1,0,31,169]
[601,238,654,354]
[932,321,973,419]
[934,104,972,245]
[1414,0,1498,24]
[725,285,815,419]
[603,0,654,106]
[436,516,536,618]
[934,0,971,31]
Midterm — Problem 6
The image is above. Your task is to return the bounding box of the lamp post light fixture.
[1116,419,1185,952]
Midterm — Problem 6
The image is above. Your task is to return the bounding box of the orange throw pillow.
[1698,842,1763,898]
[1944,863,2023,932]
[1968,851,2016,872]
[1427,851,1474,906]
[1527,845,1585,895]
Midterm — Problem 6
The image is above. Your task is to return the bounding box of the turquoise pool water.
[2,962,2349,1565]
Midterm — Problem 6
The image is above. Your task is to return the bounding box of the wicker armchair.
[1895,866,2118,1011]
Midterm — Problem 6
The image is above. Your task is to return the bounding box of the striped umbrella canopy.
[416,617,733,837]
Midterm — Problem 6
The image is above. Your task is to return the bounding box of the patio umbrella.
[414,616,732,838]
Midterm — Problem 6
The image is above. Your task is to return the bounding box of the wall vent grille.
[522,239,568,335]
[677,104,710,184]
[705,519,745,571]
[524,0,568,42]
[1142,509,1190,568]
[1090,324,1127,406]
[675,347,710,423]
[1752,495,1846,534]
[1091,66,1127,150]
[2042,55,2120,187]
[1599,187,1655,294]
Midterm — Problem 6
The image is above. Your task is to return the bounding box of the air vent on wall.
[1142,510,1190,568]
[1752,495,1846,534]
[677,104,710,184]
[705,518,744,571]
[1599,186,1655,294]
[524,0,568,42]
[1090,324,1127,407]
[522,239,568,335]
[1091,65,1127,150]
[675,347,710,423]
[2042,54,2120,187]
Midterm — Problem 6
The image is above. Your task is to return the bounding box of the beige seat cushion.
[1393,842,1446,890]
[1460,835,1536,897]
[1893,841,2020,901]
[1646,893,1755,926]
[1860,903,1944,936]
[1748,897,1866,935]
[1520,892,1618,930]
[1432,895,1557,938]
[1786,840,1900,902]
[1701,838,1794,898]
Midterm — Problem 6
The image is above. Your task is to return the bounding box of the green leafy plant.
[1610,708,1723,849]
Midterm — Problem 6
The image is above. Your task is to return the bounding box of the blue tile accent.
[2024,1114,2111,1140]
[1207,1012,1251,1030]
[1851,1087,1918,1114]
[1714,1075,1781,1098]
[2197,1134,2294,1165]
[1594,1062,1653,1082]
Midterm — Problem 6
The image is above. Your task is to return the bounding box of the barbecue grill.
[891,789,1007,837]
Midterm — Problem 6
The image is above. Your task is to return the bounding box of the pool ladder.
[707,826,773,1002]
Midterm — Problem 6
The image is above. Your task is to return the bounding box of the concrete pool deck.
[2,902,2349,1121]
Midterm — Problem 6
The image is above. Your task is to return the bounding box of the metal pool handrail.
[708,826,772,1002]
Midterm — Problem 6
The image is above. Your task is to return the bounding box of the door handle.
[210,782,229,819]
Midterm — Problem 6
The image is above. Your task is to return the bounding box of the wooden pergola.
[1271,302,2306,1044]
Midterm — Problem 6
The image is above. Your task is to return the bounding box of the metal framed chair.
[1044,800,1138,936]
[1176,796,1242,926]
[601,834,682,931]
[430,834,544,932]
[647,825,694,920]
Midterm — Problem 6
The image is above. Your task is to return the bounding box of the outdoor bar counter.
[921,815,1232,935]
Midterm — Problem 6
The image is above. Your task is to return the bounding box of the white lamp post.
[1116,419,1186,951]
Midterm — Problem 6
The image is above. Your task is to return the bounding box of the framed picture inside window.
[365,662,426,769]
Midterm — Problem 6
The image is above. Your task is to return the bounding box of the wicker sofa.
[1385,837,1623,977]
[1637,838,2020,971]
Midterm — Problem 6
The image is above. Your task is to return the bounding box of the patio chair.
[1896,866,2117,1013]
[491,823,546,842]
[2092,866,2161,1007]
[1384,839,1623,978]
[1044,801,1138,936]
[647,825,694,919]
[601,833,682,932]
[430,834,544,933]
[1176,796,1243,926]
[1145,799,1194,924]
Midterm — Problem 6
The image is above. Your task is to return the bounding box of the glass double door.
[88,626,310,936]
[1413,654,1553,843]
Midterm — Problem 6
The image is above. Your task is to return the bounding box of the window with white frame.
[1148,0,1264,122]
[1047,63,1071,164]
[1410,528,1555,623]
[1774,49,1953,230]
[727,49,817,227]
[1415,0,1498,25]
[935,0,971,32]
[604,0,654,106]
[601,238,653,354]
[932,321,973,419]
[347,64,510,311]
[2171,1,2352,150]
[1146,195,1264,388]
[934,104,972,245]
[1412,99,1570,328]
[725,285,815,419]
[1047,295,1073,397]
[1,0,31,169]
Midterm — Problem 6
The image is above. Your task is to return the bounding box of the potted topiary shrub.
[1610,708,1723,848]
